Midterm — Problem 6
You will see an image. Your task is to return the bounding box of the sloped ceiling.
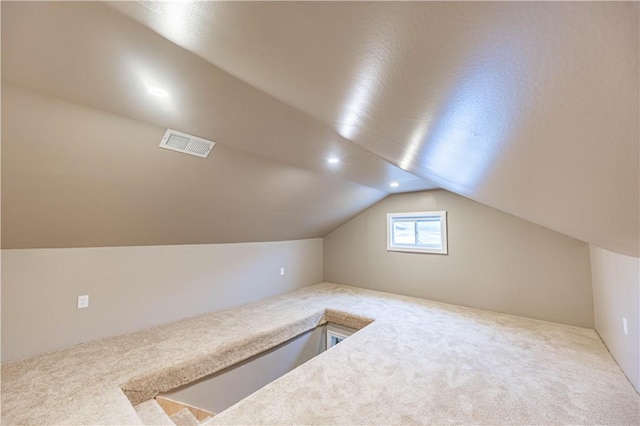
[2,1,638,257]
[1,1,431,249]
[2,84,385,248]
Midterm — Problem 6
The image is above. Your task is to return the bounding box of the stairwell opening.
[133,323,358,425]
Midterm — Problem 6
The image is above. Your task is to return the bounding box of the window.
[327,332,346,347]
[387,211,448,254]
[325,324,355,349]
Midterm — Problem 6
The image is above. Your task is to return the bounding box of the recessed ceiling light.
[327,157,340,164]
[147,86,169,98]
[390,182,399,188]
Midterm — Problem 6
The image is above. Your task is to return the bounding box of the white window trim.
[326,329,350,348]
[386,211,448,254]
[326,324,355,349]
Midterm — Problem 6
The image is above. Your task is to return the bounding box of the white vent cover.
[159,129,215,158]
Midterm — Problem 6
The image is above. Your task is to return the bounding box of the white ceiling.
[2,1,638,256]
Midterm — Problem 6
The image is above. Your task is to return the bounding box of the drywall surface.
[324,189,594,327]
[1,238,322,362]
[2,83,385,249]
[591,245,640,392]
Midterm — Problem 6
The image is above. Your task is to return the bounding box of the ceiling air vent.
[159,129,215,158]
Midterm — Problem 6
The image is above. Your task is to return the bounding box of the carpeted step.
[197,414,214,425]
[170,407,199,426]
[197,415,215,425]
[156,396,215,424]
[134,399,175,425]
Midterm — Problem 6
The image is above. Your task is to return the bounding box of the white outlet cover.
[280,267,285,276]
[622,317,628,335]
[77,295,89,309]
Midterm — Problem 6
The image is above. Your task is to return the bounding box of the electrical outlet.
[77,295,89,309]
[622,317,628,335]
[280,267,285,276]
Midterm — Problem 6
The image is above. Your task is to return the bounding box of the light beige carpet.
[134,399,174,425]
[171,407,200,426]
[2,283,639,425]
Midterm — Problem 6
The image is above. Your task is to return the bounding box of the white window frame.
[326,329,349,348]
[326,324,355,349]
[386,211,448,254]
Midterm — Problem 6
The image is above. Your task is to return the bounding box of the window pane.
[393,221,416,245]
[417,220,441,247]
[387,211,447,254]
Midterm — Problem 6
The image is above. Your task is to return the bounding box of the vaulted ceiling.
[2,1,638,256]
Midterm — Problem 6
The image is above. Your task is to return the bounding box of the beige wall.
[1,239,322,362]
[590,245,640,392]
[324,190,594,327]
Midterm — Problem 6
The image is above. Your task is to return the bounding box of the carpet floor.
[2,283,638,425]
